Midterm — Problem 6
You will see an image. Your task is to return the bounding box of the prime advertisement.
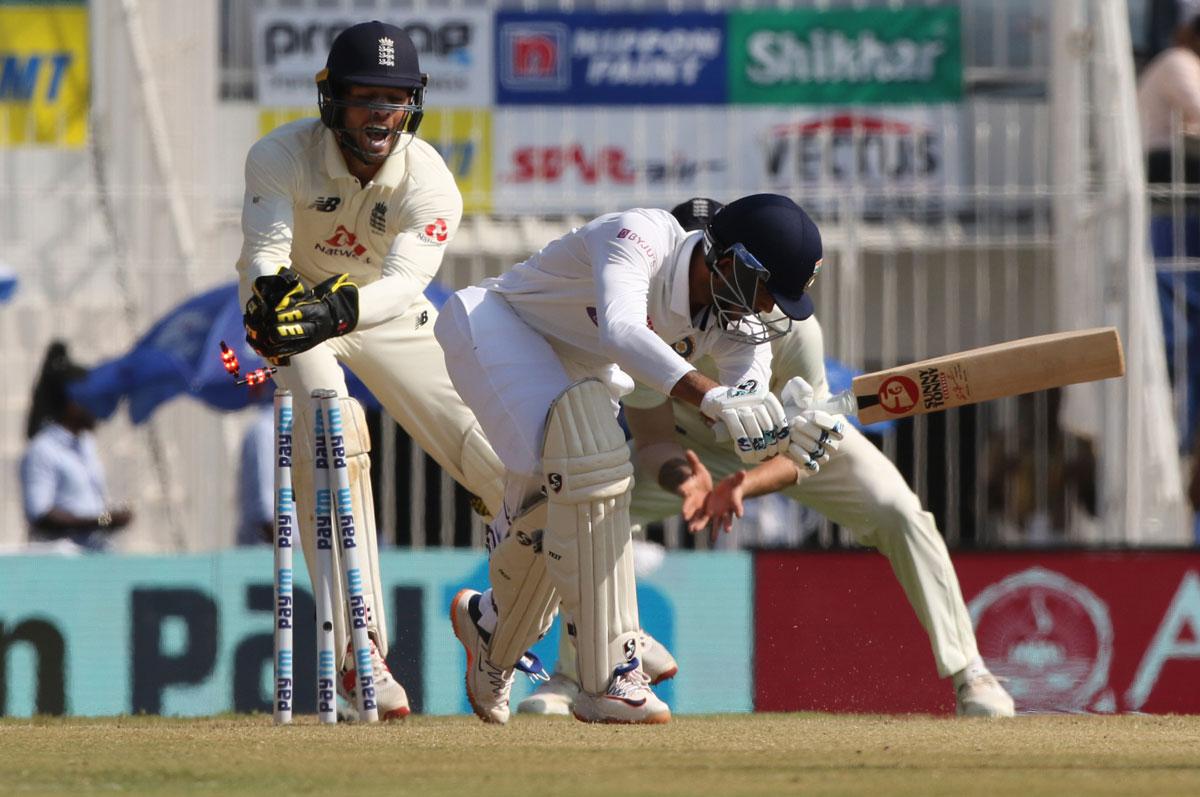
[0,549,751,717]
[0,1,89,147]
[495,12,726,105]
[253,9,493,107]
[755,551,1200,714]
[728,8,963,105]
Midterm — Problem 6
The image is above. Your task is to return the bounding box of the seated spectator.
[21,341,132,551]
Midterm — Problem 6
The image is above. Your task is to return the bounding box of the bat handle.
[812,389,858,417]
[709,389,859,443]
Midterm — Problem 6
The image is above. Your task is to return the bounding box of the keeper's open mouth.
[365,126,390,143]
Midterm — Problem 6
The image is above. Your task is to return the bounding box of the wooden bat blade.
[851,327,1125,425]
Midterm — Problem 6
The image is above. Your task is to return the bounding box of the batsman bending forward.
[238,21,507,719]
[517,199,1016,719]
[435,194,841,724]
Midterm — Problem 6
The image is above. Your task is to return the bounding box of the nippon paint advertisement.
[494,12,726,105]
[755,551,1200,714]
[0,0,89,147]
[253,8,493,108]
[0,549,751,717]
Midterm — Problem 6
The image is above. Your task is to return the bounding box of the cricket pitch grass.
[2,714,1199,796]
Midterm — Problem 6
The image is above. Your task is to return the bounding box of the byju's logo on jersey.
[309,196,341,212]
[315,225,367,258]
[499,22,570,91]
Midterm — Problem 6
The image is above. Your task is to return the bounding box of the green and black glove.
[244,268,359,361]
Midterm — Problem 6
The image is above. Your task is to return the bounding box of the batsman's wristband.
[97,511,112,529]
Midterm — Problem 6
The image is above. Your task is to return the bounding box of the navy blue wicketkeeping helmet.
[316,21,427,163]
[702,194,823,343]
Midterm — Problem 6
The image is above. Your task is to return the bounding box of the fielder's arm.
[704,456,801,537]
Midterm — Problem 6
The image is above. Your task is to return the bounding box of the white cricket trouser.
[275,296,505,662]
[631,316,980,679]
[434,286,620,495]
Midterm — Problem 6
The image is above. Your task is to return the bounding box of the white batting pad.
[540,379,640,694]
[486,508,560,669]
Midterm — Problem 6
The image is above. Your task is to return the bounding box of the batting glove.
[700,379,789,464]
[780,376,845,475]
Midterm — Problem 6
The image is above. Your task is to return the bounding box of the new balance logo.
[310,196,341,212]
[415,310,429,329]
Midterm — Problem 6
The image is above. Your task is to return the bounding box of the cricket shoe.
[572,659,671,725]
[956,673,1015,718]
[517,672,580,716]
[450,588,552,725]
[338,635,410,720]
[640,630,678,685]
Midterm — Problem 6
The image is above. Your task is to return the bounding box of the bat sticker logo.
[877,376,919,414]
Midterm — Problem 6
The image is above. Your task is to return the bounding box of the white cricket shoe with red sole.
[517,673,579,716]
[451,588,515,725]
[572,660,671,725]
[338,635,410,720]
[640,631,678,685]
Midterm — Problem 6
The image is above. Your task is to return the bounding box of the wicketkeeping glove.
[780,376,845,476]
[244,269,360,361]
[700,379,790,464]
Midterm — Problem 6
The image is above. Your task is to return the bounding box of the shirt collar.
[321,127,409,188]
[41,422,79,447]
[669,230,704,323]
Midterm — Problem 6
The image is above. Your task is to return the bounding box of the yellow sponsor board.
[0,3,89,147]
[258,108,492,213]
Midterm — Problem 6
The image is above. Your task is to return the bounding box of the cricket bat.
[816,327,1125,424]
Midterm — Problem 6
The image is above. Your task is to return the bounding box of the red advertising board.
[754,551,1200,714]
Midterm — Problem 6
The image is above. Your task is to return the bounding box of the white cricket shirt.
[236,118,463,329]
[483,208,773,398]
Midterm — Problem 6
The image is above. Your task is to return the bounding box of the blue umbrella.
[70,280,425,424]
[0,263,16,304]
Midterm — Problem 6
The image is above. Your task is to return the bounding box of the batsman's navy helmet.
[670,197,725,232]
[317,21,427,134]
[706,193,822,321]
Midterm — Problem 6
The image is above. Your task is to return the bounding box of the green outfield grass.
[1,714,1198,796]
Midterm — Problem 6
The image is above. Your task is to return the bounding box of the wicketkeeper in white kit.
[435,193,843,724]
[517,199,1016,719]
[238,21,506,719]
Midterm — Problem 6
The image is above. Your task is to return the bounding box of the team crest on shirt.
[315,225,367,259]
[370,202,387,234]
[419,218,449,244]
[671,336,696,359]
